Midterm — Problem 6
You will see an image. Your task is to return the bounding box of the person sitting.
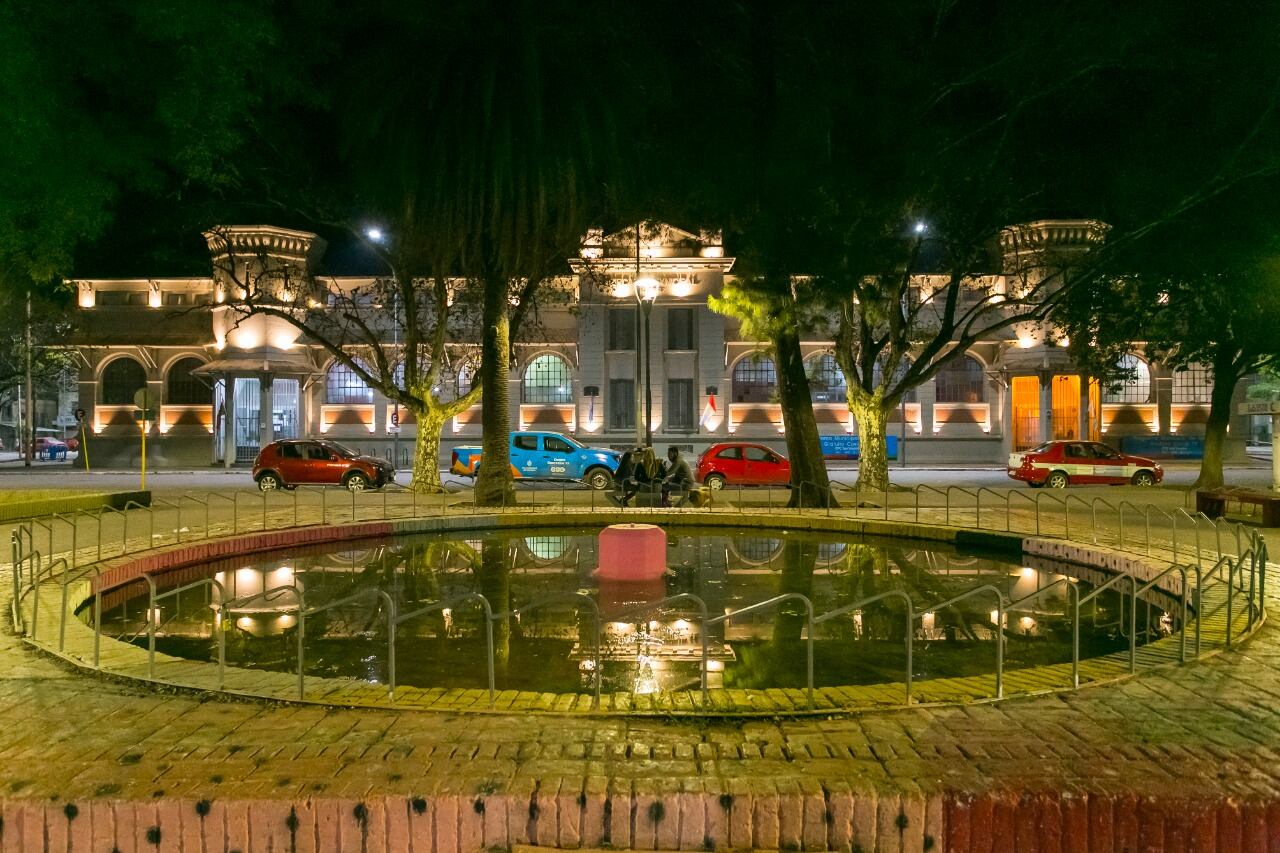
[613,447,639,507]
[661,446,693,506]
[625,447,663,506]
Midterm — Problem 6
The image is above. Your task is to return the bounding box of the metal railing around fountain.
[5,481,1270,711]
[22,542,1265,712]
[4,479,1267,579]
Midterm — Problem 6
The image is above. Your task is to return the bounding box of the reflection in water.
[478,540,511,670]
[91,527,1181,696]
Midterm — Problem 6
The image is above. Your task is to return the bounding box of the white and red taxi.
[1007,440,1162,488]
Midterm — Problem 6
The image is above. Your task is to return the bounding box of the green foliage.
[707,278,793,345]
[1060,265,1280,384]
[0,0,293,287]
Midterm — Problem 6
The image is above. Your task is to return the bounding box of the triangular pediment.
[572,221,732,272]
[603,222,701,249]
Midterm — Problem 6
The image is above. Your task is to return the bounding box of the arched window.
[1172,362,1212,404]
[934,356,986,403]
[165,357,211,405]
[806,354,846,403]
[732,353,777,403]
[1102,354,1151,404]
[522,354,572,403]
[326,359,374,404]
[524,535,569,561]
[101,357,147,405]
[734,537,782,563]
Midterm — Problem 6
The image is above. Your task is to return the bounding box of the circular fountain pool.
[90,525,1182,698]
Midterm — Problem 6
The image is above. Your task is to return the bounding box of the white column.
[919,380,935,437]
[1039,374,1053,442]
[1271,412,1280,491]
[259,376,273,448]
[373,391,387,435]
[210,381,219,466]
[1078,378,1090,443]
[1156,374,1173,436]
[223,377,235,469]
[998,376,1013,456]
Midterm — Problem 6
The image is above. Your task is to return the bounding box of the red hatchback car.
[253,439,395,491]
[1007,440,1162,488]
[696,442,791,489]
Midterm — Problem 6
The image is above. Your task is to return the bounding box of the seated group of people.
[614,445,694,507]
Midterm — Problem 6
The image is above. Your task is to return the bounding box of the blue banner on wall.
[1117,435,1204,459]
[819,434,898,460]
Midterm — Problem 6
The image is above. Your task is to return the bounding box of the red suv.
[253,439,395,491]
[1007,440,1162,488]
[696,442,791,489]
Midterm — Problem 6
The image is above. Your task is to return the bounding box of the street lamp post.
[625,223,661,447]
[366,227,399,473]
[635,281,658,447]
[391,286,399,472]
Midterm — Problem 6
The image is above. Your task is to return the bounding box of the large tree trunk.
[1194,356,1240,489]
[850,396,892,492]
[409,411,447,493]
[774,326,838,508]
[474,273,516,506]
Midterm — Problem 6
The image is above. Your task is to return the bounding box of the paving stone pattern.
[0,504,1277,850]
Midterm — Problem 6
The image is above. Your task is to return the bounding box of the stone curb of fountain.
[20,509,1257,719]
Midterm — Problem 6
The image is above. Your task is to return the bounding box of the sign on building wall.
[819,434,899,460]
[1117,435,1204,459]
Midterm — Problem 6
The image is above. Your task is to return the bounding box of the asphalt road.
[0,459,1271,495]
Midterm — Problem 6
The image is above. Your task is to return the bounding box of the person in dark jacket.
[661,446,693,506]
[615,447,637,506]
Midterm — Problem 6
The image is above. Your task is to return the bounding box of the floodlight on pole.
[365,224,398,472]
[914,221,927,235]
[634,277,661,302]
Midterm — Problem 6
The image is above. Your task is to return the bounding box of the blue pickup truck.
[450,431,621,490]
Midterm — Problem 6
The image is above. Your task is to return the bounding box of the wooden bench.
[1196,487,1280,527]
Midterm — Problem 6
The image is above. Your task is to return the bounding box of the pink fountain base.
[594,523,667,581]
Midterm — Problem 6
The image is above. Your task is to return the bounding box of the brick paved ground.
[0,497,1276,850]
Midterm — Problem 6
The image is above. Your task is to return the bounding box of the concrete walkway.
[0,502,1278,850]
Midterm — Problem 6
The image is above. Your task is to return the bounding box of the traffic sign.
[133,388,158,411]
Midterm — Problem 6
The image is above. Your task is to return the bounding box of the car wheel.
[584,467,613,490]
[256,472,282,492]
[704,473,726,490]
[344,472,369,492]
[1132,470,1156,486]
[1045,471,1070,489]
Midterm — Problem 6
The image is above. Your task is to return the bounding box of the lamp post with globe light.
[634,275,659,447]
[628,222,663,447]
[900,221,927,467]
[365,226,399,475]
